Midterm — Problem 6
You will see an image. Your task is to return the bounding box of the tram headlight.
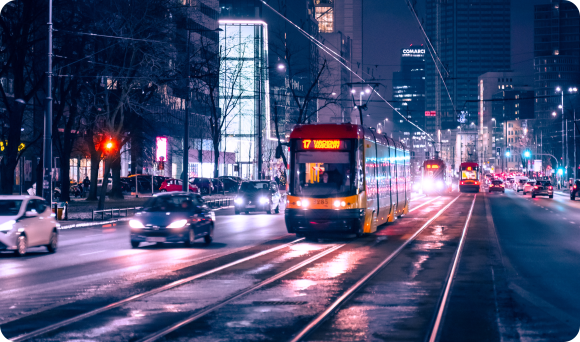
[436,181,444,189]
[334,200,341,208]
[302,199,309,208]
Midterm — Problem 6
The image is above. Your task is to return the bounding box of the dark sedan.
[531,181,553,199]
[129,192,214,248]
[488,180,505,193]
[234,181,282,215]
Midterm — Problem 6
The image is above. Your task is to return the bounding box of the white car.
[522,180,537,195]
[0,196,59,256]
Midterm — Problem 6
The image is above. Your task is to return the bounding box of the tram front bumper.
[285,209,366,234]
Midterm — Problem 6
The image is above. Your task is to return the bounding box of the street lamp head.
[365,88,371,94]
[491,118,496,121]
[277,64,285,71]
[552,111,557,117]
[556,87,562,92]
[331,92,336,96]
[351,89,356,94]
[559,105,563,109]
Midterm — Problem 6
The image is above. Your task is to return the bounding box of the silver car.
[0,196,59,256]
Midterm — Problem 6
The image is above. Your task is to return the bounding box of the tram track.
[289,194,464,342]
[4,194,452,342]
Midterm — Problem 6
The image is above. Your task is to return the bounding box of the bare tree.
[190,34,251,178]
[0,0,47,194]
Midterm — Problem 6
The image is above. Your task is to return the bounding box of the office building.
[533,0,580,175]
[315,0,364,124]
[425,0,511,132]
[392,45,426,131]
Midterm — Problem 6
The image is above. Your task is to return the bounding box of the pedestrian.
[82,176,90,197]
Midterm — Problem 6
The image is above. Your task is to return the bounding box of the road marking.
[8,238,305,342]
[428,194,477,342]
[288,194,463,342]
[79,250,105,256]
[409,196,441,213]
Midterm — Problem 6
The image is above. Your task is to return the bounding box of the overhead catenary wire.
[259,0,436,142]
[405,0,456,115]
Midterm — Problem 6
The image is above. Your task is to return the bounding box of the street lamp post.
[42,0,53,204]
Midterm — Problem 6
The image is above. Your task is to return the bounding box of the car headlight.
[209,212,216,221]
[0,220,15,232]
[259,197,269,204]
[234,198,244,205]
[129,220,145,229]
[167,219,188,229]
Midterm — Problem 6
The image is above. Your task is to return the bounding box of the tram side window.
[356,140,365,192]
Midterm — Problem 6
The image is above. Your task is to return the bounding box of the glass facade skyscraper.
[425,0,511,132]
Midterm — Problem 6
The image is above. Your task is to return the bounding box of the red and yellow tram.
[459,162,480,192]
[285,124,411,237]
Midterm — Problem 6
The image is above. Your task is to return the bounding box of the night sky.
[362,0,548,127]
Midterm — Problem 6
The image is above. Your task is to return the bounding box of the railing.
[92,207,143,221]
[91,197,234,221]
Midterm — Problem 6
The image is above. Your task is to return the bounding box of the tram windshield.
[293,151,355,197]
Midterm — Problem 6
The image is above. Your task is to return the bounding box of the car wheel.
[15,234,27,257]
[131,241,140,248]
[531,194,535,198]
[184,229,195,247]
[204,225,214,244]
[523,191,526,195]
[549,195,554,199]
[274,204,280,214]
[235,210,240,215]
[245,211,249,215]
[571,194,576,200]
[160,189,167,192]
[46,230,58,253]
[267,204,272,215]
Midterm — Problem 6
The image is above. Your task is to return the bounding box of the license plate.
[246,205,256,208]
[146,237,166,243]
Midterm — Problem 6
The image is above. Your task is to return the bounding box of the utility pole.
[182,26,190,191]
[42,0,53,204]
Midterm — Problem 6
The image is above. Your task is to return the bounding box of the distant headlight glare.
[129,220,145,229]
[259,197,269,204]
[234,198,244,205]
[167,219,188,229]
[0,220,15,232]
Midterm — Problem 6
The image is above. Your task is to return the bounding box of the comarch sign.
[402,49,425,54]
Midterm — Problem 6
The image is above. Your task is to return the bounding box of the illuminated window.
[316,7,334,33]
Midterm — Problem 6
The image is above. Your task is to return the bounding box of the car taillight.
[475,181,480,185]
[574,185,577,189]
[534,186,538,189]
[500,184,504,187]
[460,181,465,185]
[549,186,553,190]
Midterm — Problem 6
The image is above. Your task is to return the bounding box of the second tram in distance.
[421,158,451,195]
[285,124,411,237]
[459,162,480,192]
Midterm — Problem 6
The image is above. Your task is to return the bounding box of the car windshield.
[539,181,551,186]
[0,200,22,216]
[240,182,270,192]
[527,182,535,185]
[492,181,502,185]
[519,180,527,184]
[143,195,199,212]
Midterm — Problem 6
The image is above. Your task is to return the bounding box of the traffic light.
[505,149,511,157]
[524,151,531,158]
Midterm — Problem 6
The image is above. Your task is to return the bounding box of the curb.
[58,218,130,230]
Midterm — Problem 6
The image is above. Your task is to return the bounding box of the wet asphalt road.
[1,191,580,341]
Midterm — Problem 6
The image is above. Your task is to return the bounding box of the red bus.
[459,162,480,192]
[421,159,450,195]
